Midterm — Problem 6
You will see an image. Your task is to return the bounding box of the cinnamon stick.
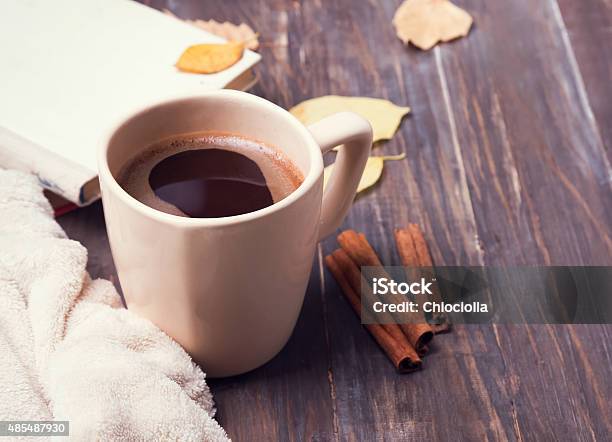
[325,251,421,373]
[394,224,451,334]
[337,230,434,354]
[331,249,404,332]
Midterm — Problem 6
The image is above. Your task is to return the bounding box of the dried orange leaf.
[324,153,406,194]
[164,10,259,50]
[393,0,473,50]
[176,42,244,74]
[289,96,410,143]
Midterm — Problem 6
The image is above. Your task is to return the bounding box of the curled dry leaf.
[176,42,245,74]
[192,20,259,50]
[324,153,406,194]
[393,0,473,50]
[289,96,410,143]
[164,10,259,50]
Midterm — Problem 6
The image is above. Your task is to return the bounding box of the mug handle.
[307,112,373,240]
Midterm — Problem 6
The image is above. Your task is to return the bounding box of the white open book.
[0,0,260,207]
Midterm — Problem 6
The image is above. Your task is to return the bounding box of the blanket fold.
[0,170,228,441]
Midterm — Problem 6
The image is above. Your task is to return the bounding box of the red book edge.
[43,189,80,217]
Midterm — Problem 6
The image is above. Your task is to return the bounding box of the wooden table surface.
[58,0,611,440]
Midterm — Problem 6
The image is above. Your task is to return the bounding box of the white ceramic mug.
[98,90,372,377]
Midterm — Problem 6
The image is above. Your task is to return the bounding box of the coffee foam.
[117,132,304,217]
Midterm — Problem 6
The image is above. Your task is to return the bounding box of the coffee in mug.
[98,91,372,376]
[118,132,303,218]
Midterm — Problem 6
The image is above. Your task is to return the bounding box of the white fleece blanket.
[0,170,228,441]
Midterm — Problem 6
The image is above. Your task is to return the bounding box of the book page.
[0,0,260,173]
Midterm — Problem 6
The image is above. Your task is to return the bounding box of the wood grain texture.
[57,0,611,440]
[436,0,612,266]
[557,0,612,163]
[429,1,612,439]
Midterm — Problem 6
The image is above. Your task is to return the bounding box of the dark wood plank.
[312,0,523,440]
[438,0,612,267]
[57,201,118,286]
[490,324,612,440]
[318,0,612,440]
[557,0,612,162]
[432,0,612,439]
[550,4,612,431]
[314,0,484,268]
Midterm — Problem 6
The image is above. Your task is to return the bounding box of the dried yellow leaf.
[164,10,259,50]
[393,0,473,50]
[176,42,244,74]
[289,96,410,143]
[324,153,406,194]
